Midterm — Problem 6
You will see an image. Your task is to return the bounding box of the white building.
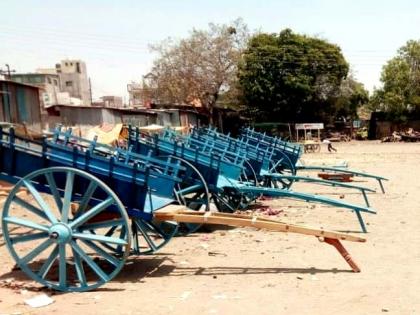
[55,60,91,106]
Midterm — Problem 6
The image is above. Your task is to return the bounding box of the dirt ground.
[1,141,419,315]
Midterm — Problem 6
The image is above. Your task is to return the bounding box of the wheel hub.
[49,223,72,244]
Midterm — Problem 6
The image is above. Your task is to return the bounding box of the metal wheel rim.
[1,167,131,292]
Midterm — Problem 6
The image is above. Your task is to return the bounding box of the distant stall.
[295,123,324,153]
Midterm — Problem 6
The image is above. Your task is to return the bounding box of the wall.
[58,107,121,130]
[46,106,202,132]
[375,120,420,138]
[11,74,60,109]
[157,112,172,126]
[121,114,156,126]
[0,81,42,131]
[101,96,123,108]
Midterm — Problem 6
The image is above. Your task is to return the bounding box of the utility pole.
[89,77,93,105]
[0,64,16,79]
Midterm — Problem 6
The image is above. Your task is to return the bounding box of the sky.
[1,0,419,101]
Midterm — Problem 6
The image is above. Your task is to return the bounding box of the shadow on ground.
[0,253,352,293]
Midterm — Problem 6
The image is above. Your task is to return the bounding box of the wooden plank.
[0,180,16,193]
[155,204,189,213]
[0,189,27,197]
[155,210,365,272]
[0,190,27,202]
[154,210,366,243]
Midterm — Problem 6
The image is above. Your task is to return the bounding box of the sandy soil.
[1,141,419,315]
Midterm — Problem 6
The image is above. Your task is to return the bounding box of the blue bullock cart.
[1,127,368,291]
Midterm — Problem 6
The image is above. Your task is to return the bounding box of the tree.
[369,40,420,121]
[238,29,349,122]
[334,74,369,121]
[148,19,249,121]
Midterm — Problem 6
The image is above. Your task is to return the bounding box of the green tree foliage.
[334,74,369,120]
[238,29,349,122]
[370,40,420,121]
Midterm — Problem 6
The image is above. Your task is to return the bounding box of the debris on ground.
[382,129,420,142]
[257,207,283,216]
[24,294,54,308]
[208,251,227,257]
[199,243,209,249]
[0,278,41,291]
[179,291,191,301]
[258,196,273,201]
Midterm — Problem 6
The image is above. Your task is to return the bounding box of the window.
[53,79,58,86]
[29,76,42,84]
[47,77,52,84]
[65,81,73,87]
[65,62,68,66]
[76,62,81,73]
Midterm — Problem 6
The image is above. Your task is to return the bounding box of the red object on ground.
[318,173,353,182]
[324,238,361,272]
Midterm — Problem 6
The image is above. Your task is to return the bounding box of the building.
[10,73,60,109]
[10,59,91,108]
[0,80,42,131]
[55,60,91,106]
[92,96,124,108]
[150,103,207,126]
[45,104,206,135]
[10,71,83,119]
[127,73,157,108]
[127,82,144,107]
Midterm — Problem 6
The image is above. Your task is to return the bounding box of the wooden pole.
[324,238,361,272]
[154,208,365,272]
[155,210,365,242]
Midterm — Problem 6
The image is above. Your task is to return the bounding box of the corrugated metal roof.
[49,104,206,116]
[0,79,41,90]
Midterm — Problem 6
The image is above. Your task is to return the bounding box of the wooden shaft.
[324,238,361,272]
[154,207,364,272]
[154,210,366,243]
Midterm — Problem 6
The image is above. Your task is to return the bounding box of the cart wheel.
[98,216,178,256]
[240,160,259,187]
[169,156,210,235]
[212,183,257,213]
[130,218,178,255]
[151,155,210,235]
[1,167,131,292]
[265,152,296,189]
[212,187,243,213]
[308,144,315,153]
